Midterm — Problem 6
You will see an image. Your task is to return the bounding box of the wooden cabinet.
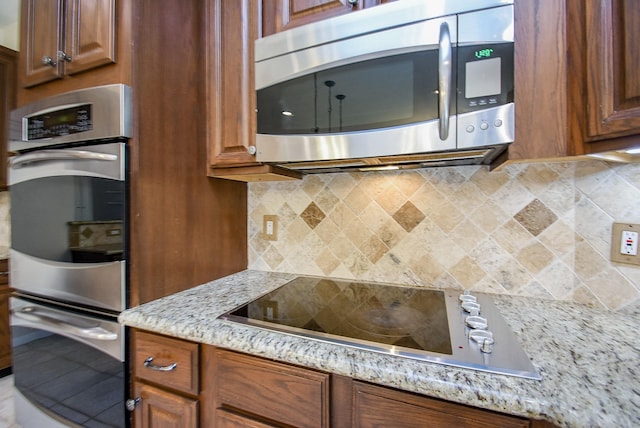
[0,46,17,190]
[351,381,530,428]
[209,348,330,427]
[0,259,10,374]
[508,0,640,162]
[131,331,200,428]
[131,332,556,428]
[205,0,302,182]
[20,0,116,88]
[261,0,397,36]
[579,0,640,152]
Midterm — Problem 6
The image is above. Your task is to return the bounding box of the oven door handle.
[12,306,119,341]
[10,149,119,168]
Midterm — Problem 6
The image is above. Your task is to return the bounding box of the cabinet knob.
[41,56,57,67]
[126,397,141,411]
[247,145,257,156]
[57,50,72,62]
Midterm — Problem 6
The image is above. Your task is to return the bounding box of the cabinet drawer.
[134,331,199,395]
[215,349,330,428]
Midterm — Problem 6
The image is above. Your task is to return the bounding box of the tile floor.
[0,375,20,428]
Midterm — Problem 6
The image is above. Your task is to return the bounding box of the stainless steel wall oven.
[8,84,131,428]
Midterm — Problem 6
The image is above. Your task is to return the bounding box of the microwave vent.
[276,148,498,173]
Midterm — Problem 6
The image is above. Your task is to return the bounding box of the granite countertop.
[119,270,640,427]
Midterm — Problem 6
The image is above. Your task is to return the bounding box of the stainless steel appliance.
[8,84,131,428]
[254,0,514,172]
[220,276,540,380]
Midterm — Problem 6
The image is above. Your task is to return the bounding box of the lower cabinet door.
[215,408,278,428]
[353,382,530,428]
[134,383,198,428]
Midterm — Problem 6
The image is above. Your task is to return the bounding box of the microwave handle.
[10,149,118,168]
[438,21,452,140]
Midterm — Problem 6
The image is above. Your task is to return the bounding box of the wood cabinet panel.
[0,259,10,372]
[261,0,396,36]
[206,0,259,168]
[0,46,17,190]
[213,349,330,428]
[264,0,355,35]
[584,0,640,141]
[20,0,63,87]
[134,331,199,395]
[352,381,530,428]
[508,0,574,161]
[17,0,131,105]
[64,0,116,75]
[134,382,198,428]
[215,408,278,427]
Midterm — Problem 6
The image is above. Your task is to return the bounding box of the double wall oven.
[8,85,131,428]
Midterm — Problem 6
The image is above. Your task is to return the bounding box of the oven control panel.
[26,104,93,140]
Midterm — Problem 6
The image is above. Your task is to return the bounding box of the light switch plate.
[611,223,640,266]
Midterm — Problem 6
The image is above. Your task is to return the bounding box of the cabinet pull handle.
[57,50,72,62]
[143,356,178,372]
[438,21,452,140]
[41,55,57,67]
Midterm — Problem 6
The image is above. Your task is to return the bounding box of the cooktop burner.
[220,276,540,380]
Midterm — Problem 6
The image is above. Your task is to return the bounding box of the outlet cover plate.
[611,223,640,266]
[263,215,278,241]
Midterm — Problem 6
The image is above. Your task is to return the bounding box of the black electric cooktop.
[224,276,454,354]
[219,276,541,379]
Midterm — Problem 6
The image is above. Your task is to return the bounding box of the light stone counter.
[119,270,640,428]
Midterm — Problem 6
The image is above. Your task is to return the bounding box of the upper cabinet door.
[64,0,117,75]
[19,0,117,88]
[585,0,640,140]
[21,0,64,87]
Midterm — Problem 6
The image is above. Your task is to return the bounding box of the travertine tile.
[247,160,640,310]
[392,201,425,232]
[514,199,558,236]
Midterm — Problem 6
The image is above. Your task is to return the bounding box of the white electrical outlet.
[611,223,640,266]
[620,230,639,256]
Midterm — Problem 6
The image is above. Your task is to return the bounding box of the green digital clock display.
[475,48,494,59]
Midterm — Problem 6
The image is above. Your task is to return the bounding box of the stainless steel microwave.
[254,0,514,173]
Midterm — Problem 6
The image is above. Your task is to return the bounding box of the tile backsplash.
[248,161,640,311]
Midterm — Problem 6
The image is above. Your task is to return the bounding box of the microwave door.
[255,16,458,164]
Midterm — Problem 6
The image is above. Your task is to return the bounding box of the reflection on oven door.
[10,296,125,428]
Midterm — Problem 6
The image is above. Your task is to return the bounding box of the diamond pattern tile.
[247,161,640,310]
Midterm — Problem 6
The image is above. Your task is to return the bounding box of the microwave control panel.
[26,104,93,141]
[457,43,514,114]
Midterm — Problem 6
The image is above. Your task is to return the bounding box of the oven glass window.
[10,176,125,263]
[12,324,125,427]
[257,50,446,135]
